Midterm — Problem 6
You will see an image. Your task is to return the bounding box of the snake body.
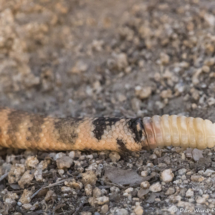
[0,107,215,151]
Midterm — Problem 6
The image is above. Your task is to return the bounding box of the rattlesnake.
[0,107,215,151]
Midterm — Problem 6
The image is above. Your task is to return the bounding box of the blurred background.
[1,0,215,120]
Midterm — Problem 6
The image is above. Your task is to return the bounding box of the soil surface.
[1,0,215,214]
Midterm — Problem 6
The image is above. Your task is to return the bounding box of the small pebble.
[124,187,134,194]
[18,170,34,188]
[56,156,73,169]
[82,171,97,185]
[109,152,121,162]
[54,152,65,160]
[93,187,102,198]
[134,205,144,215]
[160,52,170,65]
[70,60,88,74]
[58,169,64,175]
[165,187,175,195]
[101,204,109,213]
[22,203,32,210]
[178,168,187,175]
[69,151,75,159]
[160,89,172,99]
[25,156,39,169]
[202,169,215,177]
[149,182,162,192]
[202,65,210,73]
[135,86,152,99]
[45,190,56,202]
[85,184,93,196]
[196,195,209,204]
[191,175,205,182]
[80,212,92,215]
[96,196,109,205]
[8,164,25,184]
[140,181,150,189]
[19,189,33,204]
[115,53,128,70]
[61,186,72,193]
[115,208,129,215]
[186,188,194,197]
[141,171,148,177]
[160,169,174,182]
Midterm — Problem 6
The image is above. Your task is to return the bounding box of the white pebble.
[141,171,148,177]
[115,208,129,215]
[124,187,134,194]
[161,169,174,182]
[140,181,150,189]
[96,196,109,205]
[150,182,162,192]
[202,169,215,177]
[186,189,194,197]
[69,151,75,159]
[61,186,72,193]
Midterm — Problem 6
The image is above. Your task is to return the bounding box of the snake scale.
[0,107,215,152]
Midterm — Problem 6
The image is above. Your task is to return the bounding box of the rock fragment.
[186,188,194,197]
[65,179,83,189]
[45,190,56,202]
[138,188,149,199]
[95,196,109,205]
[115,53,128,70]
[140,181,150,189]
[192,149,203,161]
[160,53,170,65]
[149,182,162,192]
[135,86,152,99]
[19,189,33,204]
[93,187,102,198]
[61,186,72,193]
[4,192,19,205]
[109,152,121,162]
[85,184,93,196]
[165,187,175,195]
[160,169,174,182]
[56,156,73,169]
[160,89,172,99]
[82,171,97,186]
[178,168,187,175]
[22,203,32,210]
[104,166,143,186]
[25,156,39,169]
[101,204,109,213]
[70,61,88,74]
[141,171,148,177]
[134,205,144,215]
[8,164,25,184]
[196,195,209,204]
[191,174,205,182]
[80,212,92,215]
[18,170,34,188]
[114,208,129,215]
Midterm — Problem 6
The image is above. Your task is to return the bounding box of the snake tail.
[0,107,215,151]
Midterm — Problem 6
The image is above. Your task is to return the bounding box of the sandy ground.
[1,0,215,214]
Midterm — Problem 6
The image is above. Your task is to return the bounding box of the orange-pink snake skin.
[0,107,215,151]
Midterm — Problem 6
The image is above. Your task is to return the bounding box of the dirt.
[1,0,215,214]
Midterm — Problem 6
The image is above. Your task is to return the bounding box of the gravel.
[1,0,215,214]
